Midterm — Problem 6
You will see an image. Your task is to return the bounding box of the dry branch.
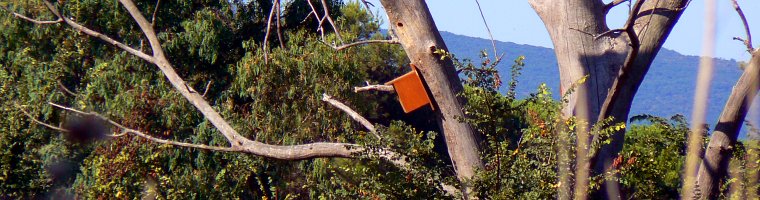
[15,104,69,133]
[322,93,379,139]
[354,83,395,93]
[2,7,62,24]
[731,0,753,52]
[324,39,400,51]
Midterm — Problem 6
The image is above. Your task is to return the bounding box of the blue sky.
[364,0,760,62]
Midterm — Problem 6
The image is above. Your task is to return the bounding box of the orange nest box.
[385,64,433,113]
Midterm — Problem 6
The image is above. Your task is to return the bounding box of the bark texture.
[378,0,484,197]
[697,50,760,199]
[528,0,689,198]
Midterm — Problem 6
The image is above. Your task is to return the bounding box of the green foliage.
[617,115,690,199]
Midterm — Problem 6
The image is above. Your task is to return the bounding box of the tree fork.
[529,0,690,198]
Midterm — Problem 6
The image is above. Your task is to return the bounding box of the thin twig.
[202,80,213,98]
[1,6,62,25]
[324,39,400,51]
[319,0,343,44]
[275,0,285,49]
[15,104,70,132]
[40,1,154,62]
[57,80,79,97]
[730,0,753,52]
[360,0,376,17]
[322,93,379,139]
[306,0,326,40]
[150,0,161,27]
[263,1,278,64]
[473,0,498,58]
[48,102,236,151]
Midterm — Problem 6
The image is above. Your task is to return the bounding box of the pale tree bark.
[528,0,690,198]
[378,0,484,198]
[697,50,760,199]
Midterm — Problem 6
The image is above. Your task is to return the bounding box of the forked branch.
[730,0,754,52]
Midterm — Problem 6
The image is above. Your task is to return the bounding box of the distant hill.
[440,31,757,132]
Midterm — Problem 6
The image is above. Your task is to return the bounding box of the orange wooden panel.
[385,66,432,113]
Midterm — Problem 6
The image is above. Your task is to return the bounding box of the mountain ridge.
[439,31,756,131]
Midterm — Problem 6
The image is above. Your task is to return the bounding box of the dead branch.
[263,1,278,63]
[1,6,62,25]
[319,0,343,44]
[150,0,161,27]
[473,0,498,58]
[305,0,399,52]
[730,0,754,52]
[201,80,212,98]
[354,82,395,93]
[15,104,69,132]
[324,39,400,51]
[41,1,154,62]
[322,93,379,139]
[604,0,629,13]
[57,80,79,97]
[275,0,285,49]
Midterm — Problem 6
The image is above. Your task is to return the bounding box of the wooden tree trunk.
[378,0,484,197]
[697,50,760,199]
[528,0,689,198]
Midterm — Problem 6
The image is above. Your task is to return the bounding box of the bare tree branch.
[275,0,285,49]
[322,93,379,139]
[354,82,395,93]
[34,101,458,196]
[201,80,212,98]
[150,0,161,27]
[263,1,278,64]
[57,80,79,97]
[319,0,343,44]
[730,0,753,52]
[322,39,400,51]
[15,104,69,133]
[0,6,62,24]
[473,0,498,59]
[40,1,154,62]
